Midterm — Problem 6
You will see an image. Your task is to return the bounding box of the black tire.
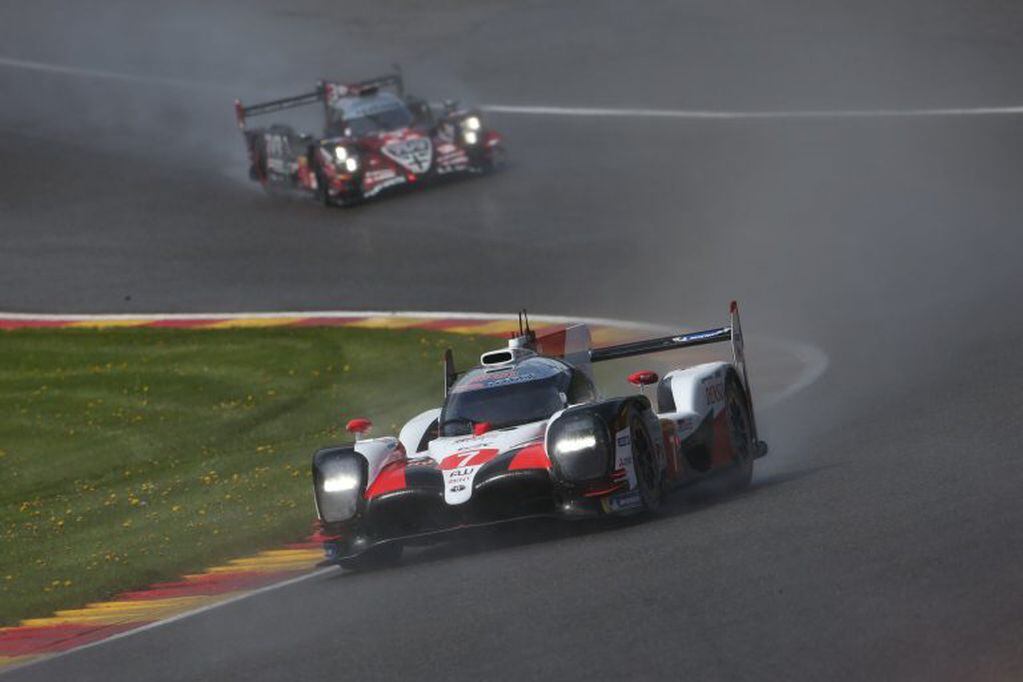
[482,144,508,173]
[722,373,755,492]
[314,167,334,207]
[629,411,663,512]
[337,542,403,572]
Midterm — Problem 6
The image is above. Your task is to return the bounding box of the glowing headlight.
[323,471,359,493]
[463,130,479,145]
[344,156,359,173]
[463,115,481,131]
[334,146,348,162]
[547,412,611,482]
[554,434,597,455]
[315,455,363,522]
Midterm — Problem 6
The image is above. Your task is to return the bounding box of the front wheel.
[314,168,335,207]
[629,412,663,512]
[475,144,508,173]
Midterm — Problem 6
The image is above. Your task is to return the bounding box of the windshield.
[440,378,566,436]
[344,105,413,136]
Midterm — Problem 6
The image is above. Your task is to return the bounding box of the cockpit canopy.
[440,357,597,436]
[327,91,414,137]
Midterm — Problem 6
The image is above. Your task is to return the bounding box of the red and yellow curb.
[0,543,323,668]
[0,312,640,345]
[0,311,652,669]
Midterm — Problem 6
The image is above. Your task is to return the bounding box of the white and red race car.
[312,303,768,569]
[234,72,505,206]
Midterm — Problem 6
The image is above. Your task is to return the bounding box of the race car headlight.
[463,115,481,132]
[343,156,359,172]
[463,130,479,145]
[548,412,611,482]
[314,455,363,522]
[334,146,349,162]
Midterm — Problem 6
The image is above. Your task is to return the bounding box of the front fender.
[311,437,404,523]
[545,397,655,484]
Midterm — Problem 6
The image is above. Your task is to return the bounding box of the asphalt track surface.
[2,1,1023,680]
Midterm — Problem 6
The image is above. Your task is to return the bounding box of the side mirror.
[346,418,373,440]
[627,370,659,387]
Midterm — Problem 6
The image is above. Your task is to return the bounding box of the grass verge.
[0,326,493,626]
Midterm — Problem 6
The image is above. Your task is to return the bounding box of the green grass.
[0,326,494,626]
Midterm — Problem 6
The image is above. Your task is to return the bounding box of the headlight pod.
[334,146,359,173]
[548,412,611,482]
[461,115,482,145]
[314,455,363,522]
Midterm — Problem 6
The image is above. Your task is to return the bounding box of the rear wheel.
[629,412,662,512]
[722,373,755,492]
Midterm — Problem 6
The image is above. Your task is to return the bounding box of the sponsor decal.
[364,169,397,183]
[362,175,406,198]
[453,369,539,393]
[406,456,435,467]
[440,449,498,505]
[382,137,432,173]
[601,490,642,513]
[704,383,726,404]
[324,82,350,103]
[613,427,638,490]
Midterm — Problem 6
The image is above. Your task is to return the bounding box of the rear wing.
[234,71,405,130]
[234,87,324,129]
[591,301,759,439]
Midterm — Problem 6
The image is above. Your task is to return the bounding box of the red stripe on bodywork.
[508,443,551,471]
[467,448,499,466]
[364,461,407,498]
[440,448,499,470]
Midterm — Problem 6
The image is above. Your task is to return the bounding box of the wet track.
[3,1,1023,679]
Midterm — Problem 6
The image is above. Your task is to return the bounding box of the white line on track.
[1,55,1021,120]
[481,103,1023,120]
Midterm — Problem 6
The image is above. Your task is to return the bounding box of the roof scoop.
[480,346,534,367]
[480,309,538,367]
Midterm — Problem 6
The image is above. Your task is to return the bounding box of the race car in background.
[234,72,505,206]
[311,302,769,569]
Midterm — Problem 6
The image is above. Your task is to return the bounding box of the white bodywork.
[351,437,406,486]
[398,408,441,455]
[657,361,732,439]
[428,422,546,505]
